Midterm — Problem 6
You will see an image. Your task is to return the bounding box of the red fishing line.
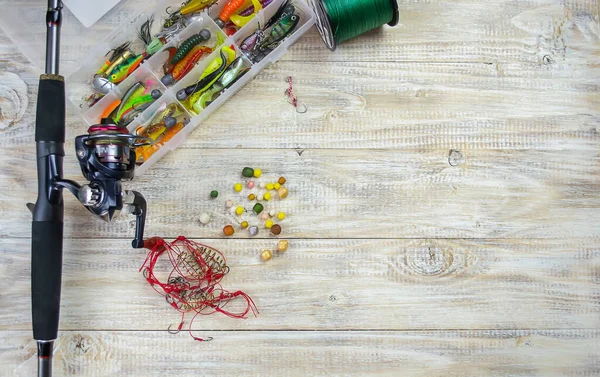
[140,236,258,341]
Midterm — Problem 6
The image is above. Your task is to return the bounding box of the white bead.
[225,200,234,208]
[269,209,276,217]
[199,213,211,224]
[257,194,264,201]
[259,182,266,188]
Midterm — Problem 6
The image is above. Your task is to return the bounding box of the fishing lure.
[171,29,211,65]
[259,12,299,50]
[264,0,294,29]
[216,0,246,27]
[111,82,162,125]
[109,53,146,84]
[137,122,185,163]
[240,28,264,55]
[230,0,262,27]
[162,45,213,86]
[176,46,237,102]
[92,76,116,95]
[99,50,133,77]
[239,0,274,16]
[191,57,249,113]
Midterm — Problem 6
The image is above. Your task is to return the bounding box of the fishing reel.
[55,120,152,248]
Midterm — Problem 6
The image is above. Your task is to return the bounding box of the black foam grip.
[35,77,65,143]
[31,221,64,341]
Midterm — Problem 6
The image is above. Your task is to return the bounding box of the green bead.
[253,203,264,214]
[210,190,219,198]
[242,167,254,178]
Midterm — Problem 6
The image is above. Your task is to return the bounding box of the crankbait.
[109,53,146,84]
[191,57,249,113]
[240,29,264,55]
[264,0,294,29]
[239,0,274,16]
[162,45,213,86]
[100,50,133,77]
[176,46,237,102]
[230,0,262,27]
[259,12,299,50]
[216,0,246,27]
[171,29,212,65]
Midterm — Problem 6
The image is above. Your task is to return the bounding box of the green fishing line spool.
[307,0,399,51]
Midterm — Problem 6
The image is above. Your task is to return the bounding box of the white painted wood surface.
[0,0,599,375]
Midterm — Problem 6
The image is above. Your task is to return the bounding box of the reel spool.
[307,0,399,51]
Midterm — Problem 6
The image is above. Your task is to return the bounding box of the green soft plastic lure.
[192,57,249,113]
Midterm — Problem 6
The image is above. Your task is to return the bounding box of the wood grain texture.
[2,148,600,239]
[1,238,599,331]
[1,330,599,376]
[1,0,600,375]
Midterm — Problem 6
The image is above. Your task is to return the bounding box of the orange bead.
[223,225,235,236]
[278,177,286,185]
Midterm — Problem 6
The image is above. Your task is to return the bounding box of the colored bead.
[226,200,234,208]
[248,226,259,236]
[265,219,274,228]
[259,182,266,189]
[266,183,274,190]
[254,169,262,178]
[277,187,288,199]
[278,177,286,185]
[235,206,244,215]
[260,212,269,221]
[223,225,235,236]
[241,221,249,229]
[274,183,281,190]
[248,193,256,201]
[269,209,276,217]
[199,213,211,224]
[210,190,218,198]
[277,240,288,252]
[270,224,282,235]
[247,181,255,189]
[261,250,273,261]
[277,212,285,220]
[257,194,264,201]
[242,167,254,178]
[253,203,264,214]
[264,192,271,201]
[234,183,243,192]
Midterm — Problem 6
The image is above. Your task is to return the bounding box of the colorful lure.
[171,29,211,65]
[230,0,262,27]
[162,45,213,86]
[239,0,274,16]
[240,29,264,54]
[176,46,237,103]
[109,53,146,84]
[260,13,299,50]
[191,57,249,113]
[137,122,185,163]
[216,0,246,26]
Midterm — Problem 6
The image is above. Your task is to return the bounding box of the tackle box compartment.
[65,0,315,176]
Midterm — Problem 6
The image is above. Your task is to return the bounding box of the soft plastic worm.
[219,0,246,22]
[172,33,206,65]
[172,46,213,81]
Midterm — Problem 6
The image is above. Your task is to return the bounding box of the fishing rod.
[31,1,150,376]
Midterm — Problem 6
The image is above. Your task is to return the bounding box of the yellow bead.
[253,169,262,178]
[274,183,281,190]
[234,183,243,192]
[277,187,288,199]
[265,219,274,228]
[248,194,256,201]
[266,183,274,190]
[277,212,285,220]
[235,206,244,215]
[241,221,249,229]
[277,240,289,252]
[261,250,273,261]
[264,192,271,201]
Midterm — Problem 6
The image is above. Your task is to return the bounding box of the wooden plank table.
[1,0,599,375]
